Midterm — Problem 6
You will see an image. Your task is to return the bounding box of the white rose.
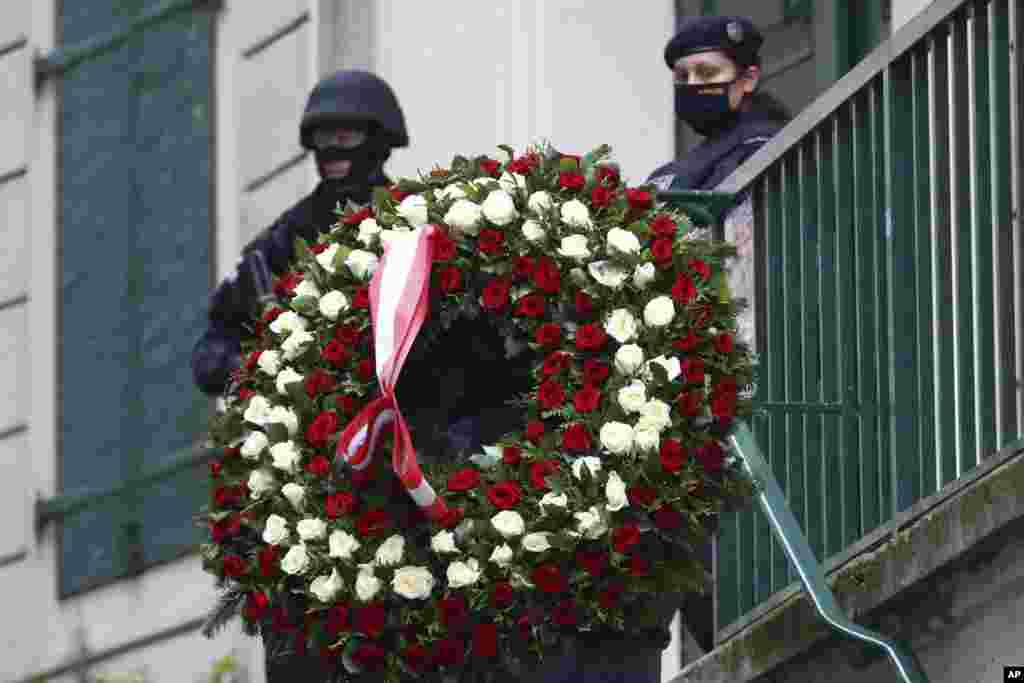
[375,534,405,567]
[275,367,304,395]
[248,469,277,499]
[471,177,498,190]
[310,567,344,603]
[527,190,553,214]
[482,189,519,226]
[268,406,299,436]
[633,263,657,289]
[356,217,382,246]
[397,194,429,226]
[574,506,608,540]
[617,380,648,413]
[571,456,603,480]
[315,244,340,274]
[644,296,676,327]
[614,344,645,375]
[262,514,289,545]
[605,308,639,343]
[558,234,591,260]
[521,219,546,242]
[522,532,552,553]
[489,543,514,567]
[269,311,307,335]
[430,530,458,555]
[561,199,593,230]
[447,558,482,588]
[392,566,435,600]
[438,184,467,201]
[643,355,682,383]
[606,227,641,255]
[281,328,315,361]
[570,268,588,285]
[498,172,527,195]
[491,510,525,538]
[588,260,628,289]
[269,441,301,473]
[639,399,673,432]
[240,431,269,459]
[318,290,350,320]
[539,491,568,512]
[329,529,361,560]
[605,471,629,512]
[634,420,661,452]
[297,517,327,541]
[355,567,382,601]
[444,199,484,235]
[281,544,310,575]
[281,482,306,511]
[257,350,281,377]
[599,422,635,455]
[243,395,274,425]
[345,250,379,280]
[293,278,320,300]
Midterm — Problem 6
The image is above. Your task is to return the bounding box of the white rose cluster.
[444,199,483,235]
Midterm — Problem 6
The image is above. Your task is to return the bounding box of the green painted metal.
[782,0,813,23]
[701,0,718,17]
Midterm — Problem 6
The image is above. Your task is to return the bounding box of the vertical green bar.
[752,178,774,607]
[834,105,864,547]
[1010,0,1024,438]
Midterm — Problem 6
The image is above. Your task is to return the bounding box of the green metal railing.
[714,0,1023,635]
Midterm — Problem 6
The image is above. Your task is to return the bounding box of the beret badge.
[726,21,745,44]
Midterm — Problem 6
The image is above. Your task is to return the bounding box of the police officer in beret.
[648,15,791,192]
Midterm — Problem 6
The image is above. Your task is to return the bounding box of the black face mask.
[313,137,391,201]
[674,82,741,138]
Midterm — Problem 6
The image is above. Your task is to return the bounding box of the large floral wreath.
[201,144,756,680]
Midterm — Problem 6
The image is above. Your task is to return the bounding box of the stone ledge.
[672,441,1024,683]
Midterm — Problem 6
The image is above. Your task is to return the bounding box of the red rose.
[671,273,697,305]
[326,491,357,518]
[542,352,571,376]
[575,323,607,351]
[325,604,351,635]
[353,287,370,309]
[304,369,337,398]
[432,229,456,261]
[598,583,625,610]
[438,596,468,628]
[273,271,303,298]
[660,438,686,473]
[244,350,261,372]
[321,340,350,367]
[357,359,374,381]
[447,467,481,492]
[711,390,737,418]
[683,358,705,384]
[439,265,463,293]
[222,554,247,578]
[677,389,704,417]
[562,423,592,451]
[532,564,568,593]
[673,332,701,352]
[210,515,241,542]
[575,290,595,316]
[576,550,609,578]
[482,278,512,311]
[353,643,387,671]
[473,623,498,658]
[356,603,386,639]
[650,214,678,237]
[438,505,465,529]
[517,614,533,639]
[238,387,255,401]
[695,442,727,473]
[507,155,536,175]
[356,509,392,537]
[654,504,683,531]
[559,171,585,190]
[526,420,546,443]
[502,446,522,465]
[628,556,650,577]
[625,188,654,209]
[343,207,373,226]
[479,158,501,176]
[537,379,566,409]
[335,323,361,345]
[262,307,284,323]
[209,460,222,477]
[689,258,711,281]
[627,485,658,507]
[591,185,614,208]
[553,600,578,627]
[306,411,340,449]
[651,238,675,264]
[514,255,535,279]
[305,455,330,477]
[582,359,610,385]
[336,394,357,415]
[596,165,620,187]
[432,638,465,668]
[573,384,601,412]
[612,523,642,553]
[532,257,562,293]
[310,243,329,254]
[514,293,546,318]
[258,545,279,577]
[535,323,562,348]
[529,459,559,490]
[478,228,506,257]
[390,186,409,202]
[402,644,430,673]
[486,481,523,509]
[213,486,236,508]
[492,581,515,608]
[714,333,734,354]
[243,591,270,621]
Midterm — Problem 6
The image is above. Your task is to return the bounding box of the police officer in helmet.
[191,70,408,396]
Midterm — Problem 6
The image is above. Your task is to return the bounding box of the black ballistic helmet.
[299,70,409,150]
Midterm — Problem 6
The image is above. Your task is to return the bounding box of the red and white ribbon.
[335,227,449,521]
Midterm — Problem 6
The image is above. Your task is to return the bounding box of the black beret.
[663,16,764,70]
